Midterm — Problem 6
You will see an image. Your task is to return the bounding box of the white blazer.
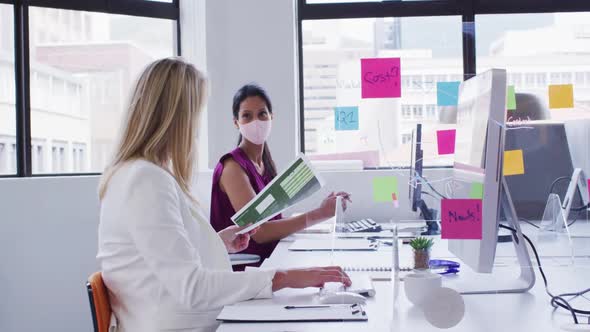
[97,160,275,332]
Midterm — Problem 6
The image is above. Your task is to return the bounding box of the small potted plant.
[409,237,434,271]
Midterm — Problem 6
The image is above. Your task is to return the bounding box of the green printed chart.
[232,156,324,234]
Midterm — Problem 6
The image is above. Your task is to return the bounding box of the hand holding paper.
[218,225,257,254]
[231,155,325,234]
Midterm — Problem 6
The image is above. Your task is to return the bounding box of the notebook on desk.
[343,267,393,281]
[217,303,367,322]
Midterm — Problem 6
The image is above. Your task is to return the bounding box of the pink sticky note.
[436,129,456,155]
[361,58,401,99]
[392,193,399,208]
[441,199,482,240]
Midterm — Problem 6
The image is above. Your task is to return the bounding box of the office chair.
[86,272,112,332]
[509,92,551,121]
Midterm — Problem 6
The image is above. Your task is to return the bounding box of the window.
[525,73,535,87]
[301,16,462,167]
[535,73,546,87]
[412,105,423,119]
[10,143,17,173]
[426,104,436,119]
[51,146,58,172]
[401,133,412,144]
[72,143,86,172]
[423,75,435,90]
[299,2,590,169]
[29,7,176,174]
[1,1,179,177]
[0,142,5,173]
[0,4,15,175]
[575,72,585,86]
[512,72,522,86]
[307,0,428,3]
[402,105,411,119]
[31,140,45,173]
[477,12,590,126]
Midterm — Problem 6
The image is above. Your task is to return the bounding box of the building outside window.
[301,16,462,167]
[0,2,178,176]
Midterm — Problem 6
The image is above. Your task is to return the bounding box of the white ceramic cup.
[403,271,442,307]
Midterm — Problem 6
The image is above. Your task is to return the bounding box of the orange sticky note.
[548,84,574,109]
[503,150,525,176]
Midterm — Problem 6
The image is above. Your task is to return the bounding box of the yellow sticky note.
[548,84,574,109]
[504,150,525,176]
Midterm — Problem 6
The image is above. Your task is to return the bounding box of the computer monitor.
[449,69,535,294]
[505,122,585,220]
[409,123,440,235]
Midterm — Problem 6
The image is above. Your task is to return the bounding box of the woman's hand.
[310,192,352,221]
[272,266,351,291]
[217,225,257,254]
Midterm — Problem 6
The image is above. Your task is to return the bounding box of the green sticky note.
[373,176,398,202]
[469,183,484,199]
[507,85,516,111]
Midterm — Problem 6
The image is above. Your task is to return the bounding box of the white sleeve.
[121,165,275,310]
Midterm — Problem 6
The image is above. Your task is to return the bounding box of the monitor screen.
[454,74,493,172]
[409,124,422,212]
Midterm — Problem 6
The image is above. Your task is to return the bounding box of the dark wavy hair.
[232,84,277,179]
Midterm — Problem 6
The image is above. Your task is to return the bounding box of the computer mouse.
[319,291,367,304]
[561,323,590,331]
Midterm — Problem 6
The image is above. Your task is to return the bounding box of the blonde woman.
[96,57,350,332]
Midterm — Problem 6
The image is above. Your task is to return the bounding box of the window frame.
[1,0,180,178]
[296,0,590,169]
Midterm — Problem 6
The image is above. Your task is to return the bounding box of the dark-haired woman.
[210,84,350,269]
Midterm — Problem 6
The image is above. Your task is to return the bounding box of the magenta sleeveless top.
[210,148,280,270]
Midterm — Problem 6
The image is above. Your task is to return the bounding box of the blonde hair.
[98,57,207,202]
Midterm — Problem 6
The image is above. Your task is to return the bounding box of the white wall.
[0,176,100,332]
[205,0,299,170]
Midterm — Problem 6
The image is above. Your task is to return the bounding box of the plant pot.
[413,248,431,270]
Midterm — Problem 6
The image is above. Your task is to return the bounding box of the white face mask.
[238,120,272,145]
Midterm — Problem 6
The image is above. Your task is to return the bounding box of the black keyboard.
[342,219,382,233]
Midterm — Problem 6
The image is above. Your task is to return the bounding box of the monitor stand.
[561,168,585,222]
[416,199,440,235]
[451,178,536,295]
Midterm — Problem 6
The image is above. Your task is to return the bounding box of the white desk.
[218,224,590,332]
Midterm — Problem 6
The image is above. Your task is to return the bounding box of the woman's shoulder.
[214,149,247,176]
[113,159,176,188]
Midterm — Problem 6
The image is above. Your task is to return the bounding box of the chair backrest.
[86,272,112,332]
[511,92,551,121]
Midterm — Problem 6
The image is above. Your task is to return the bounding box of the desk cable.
[499,224,590,325]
